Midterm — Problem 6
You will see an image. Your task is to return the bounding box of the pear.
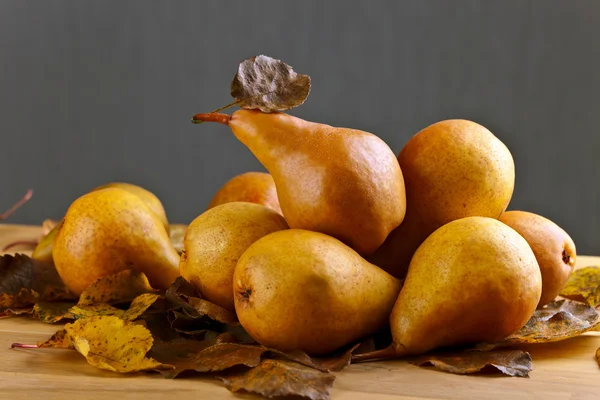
[53,188,180,295]
[369,119,515,278]
[92,182,169,230]
[194,110,406,256]
[233,229,402,356]
[180,202,288,311]
[499,210,577,307]
[207,172,282,215]
[389,217,541,356]
[32,182,170,263]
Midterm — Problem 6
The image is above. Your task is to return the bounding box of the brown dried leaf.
[187,297,238,325]
[411,349,532,377]
[77,270,157,306]
[1,307,32,317]
[32,302,75,323]
[38,329,72,349]
[477,299,600,350]
[0,254,75,309]
[313,343,361,372]
[169,224,187,254]
[560,266,600,307]
[221,359,335,400]
[65,315,172,373]
[230,55,311,112]
[150,333,241,378]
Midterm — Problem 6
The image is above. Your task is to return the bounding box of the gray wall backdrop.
[1,1,599,254]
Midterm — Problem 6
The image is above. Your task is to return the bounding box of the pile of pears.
[36,110,577,358]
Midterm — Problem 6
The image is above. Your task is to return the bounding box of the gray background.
[0,1,598,253]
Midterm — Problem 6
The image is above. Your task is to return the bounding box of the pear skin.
[196,110,406,256]
[92,182,169,230]
[234,229,402,356]
[499,210,577,307]
[33,182,170,262]
[389,217,541,356]
[180,202,288,311]
[53,188,180,295]
[208,172,282,215]
[369,119,515,278]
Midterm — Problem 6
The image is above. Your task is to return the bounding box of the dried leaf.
[38,329,72,349]
[411,349,532,377]
[0,254,75,309]
[1,307,32,317]
[560,266,600,307]
[477,299,600,350]
[313,343,361,372]
[221,359,335,400]
[169,224,187,254]
[70,303,125,319]
[32,302,75,323]
[230,55,311,112]
[77,270,157,306]
[65,315,172,373]
[187,297,238,325]
[70,293,160,321]
[150,333,240,378]
[151,336,328,379]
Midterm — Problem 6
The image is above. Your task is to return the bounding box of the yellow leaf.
[70,293,160,321]
[38,329,71,348]
[78,270,157,306]
[65,315,172,373]
[560,266,600,307]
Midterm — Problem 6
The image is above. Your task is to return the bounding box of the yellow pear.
[32,182,169,263]
[369,119,515,278]
[389,217,541,356]
[499,210,577,307]
[53,188,180,295]
[233,229,402,356]
[207,172,282,215]
[180,202,288,311]
[194,110,406,255]
[92,182,169,230]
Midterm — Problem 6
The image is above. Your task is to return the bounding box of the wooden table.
[1,223,599,400]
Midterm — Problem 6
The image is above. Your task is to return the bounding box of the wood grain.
[0,223,599,400]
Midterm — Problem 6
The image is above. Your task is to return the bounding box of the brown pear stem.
[2,240,38,252]
[1,189,33,220]
[191,112,231,125]
[351,344,399,363]
[11,343,38,349]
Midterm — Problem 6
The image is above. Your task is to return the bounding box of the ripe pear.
[194,110,406,255]
[180,202,288,311]
[233,229,402,356]
[92,182,169,230]
[499,210,577,307]
[389,217,541,356]
[53,188,180,295]
[32,182,170,263]
[207,172,282,215]
[369,119,515,278]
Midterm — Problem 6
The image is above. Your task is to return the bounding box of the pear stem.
[191,112,231,125]
[1,189,33,220]
[351,345,399,363]
[2,240,38,252]
[11,343,38,349]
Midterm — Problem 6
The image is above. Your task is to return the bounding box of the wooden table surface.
[1,223,599,400]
